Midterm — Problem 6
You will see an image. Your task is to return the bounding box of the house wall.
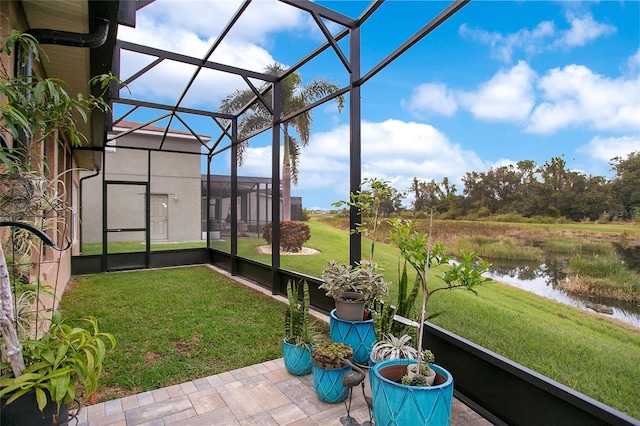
[81,131,203,245]
[1,1,79,327]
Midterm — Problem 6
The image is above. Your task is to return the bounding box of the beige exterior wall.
[81,128,203,245]
[1,1,81,325]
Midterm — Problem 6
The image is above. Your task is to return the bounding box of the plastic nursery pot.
[282,338,313,376]
[334,291,366,321]
[1,391,71,426]
[329,309,376,365]
[371,359,454,426]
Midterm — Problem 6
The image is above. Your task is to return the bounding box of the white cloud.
[406,62,536,122]
[403,82,458,117]
[406,55,639,136]
[460,11,615,63]
[555,12,616,49]
[458,61,537,122]
[120,0,304,49]
[289,120,488,199]
[459,21,555,63]
[527,65,640,134]
[578,135,640,163]
[626,47,640,75]
[116,0,307,109]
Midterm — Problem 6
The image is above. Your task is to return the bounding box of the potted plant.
[320,260,389,364]
[320,260,389,321]
[282,279,315,376]
[370,213,492,425]
[0,313,116,425]
[370,333,418,364]
[310,340,354,403]
[0,30,119,425]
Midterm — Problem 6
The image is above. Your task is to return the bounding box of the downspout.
[21,17,112,253]
[79,168,100,254]
[14,17,111,152]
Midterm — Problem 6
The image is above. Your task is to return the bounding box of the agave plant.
[370,333,418,363]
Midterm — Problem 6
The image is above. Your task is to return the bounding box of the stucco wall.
[80,130,203,245]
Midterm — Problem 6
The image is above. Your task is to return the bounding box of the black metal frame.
[69,1,640,424]
[102,0,474,276]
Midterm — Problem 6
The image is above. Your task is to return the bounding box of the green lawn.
[60,267,302,401]
[66,218,640,418]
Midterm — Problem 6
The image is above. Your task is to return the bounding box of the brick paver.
[74,358,490,426]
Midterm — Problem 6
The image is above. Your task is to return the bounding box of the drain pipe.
[79,168,101,254]
[14,16,111,152]
[26,18,110,48]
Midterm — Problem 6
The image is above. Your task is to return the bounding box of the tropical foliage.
[219,63,343,220]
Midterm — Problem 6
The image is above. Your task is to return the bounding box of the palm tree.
[219,64,344,220]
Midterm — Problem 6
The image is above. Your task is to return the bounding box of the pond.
[485,245,640,329]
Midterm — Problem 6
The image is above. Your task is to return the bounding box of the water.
[485,254,640,329]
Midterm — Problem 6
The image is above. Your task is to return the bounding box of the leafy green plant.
[0,29,120,409]
[390,215,492,378]
[284,280,315,347]
[320,260,389,306]
[372,259,426,338]
[332,177,394,265]
[262,221,311,252]
[0,31,115,170]
[0,314,116,411]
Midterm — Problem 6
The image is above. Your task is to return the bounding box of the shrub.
[262,221,311,252]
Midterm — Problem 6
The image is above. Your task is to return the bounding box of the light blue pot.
[329,309,376,365]
[312,363,351,403]
[371,359,453,426]
[282,339,313,376]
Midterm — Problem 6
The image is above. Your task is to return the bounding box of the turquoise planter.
[312,363,351,403]
[371,359,453,426]
[329,309,376,365]
[282,339,313,376]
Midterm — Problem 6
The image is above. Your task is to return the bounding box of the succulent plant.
[311,341,353,369]
[402,374,429,387]
[320,260,389,305]
[370,333,418,362]
[284,280,315,347]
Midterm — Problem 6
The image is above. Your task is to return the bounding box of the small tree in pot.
[389,214,492,381]
[370,214,492,425]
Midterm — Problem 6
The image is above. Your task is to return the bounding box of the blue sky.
[115,0,640,210]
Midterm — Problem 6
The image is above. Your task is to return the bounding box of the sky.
[114,0,640,210]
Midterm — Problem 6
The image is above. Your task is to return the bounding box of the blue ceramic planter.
[312,363,351,403]
[371,359,453,426]
[329,309,376,365]
[282,339,313,376]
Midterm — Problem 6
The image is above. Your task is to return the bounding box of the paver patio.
[74,357,490,425]
[72,269,491,425]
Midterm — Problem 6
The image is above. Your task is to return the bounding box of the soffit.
[21,0,92,148]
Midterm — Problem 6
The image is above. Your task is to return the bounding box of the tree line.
[371,152,640,222]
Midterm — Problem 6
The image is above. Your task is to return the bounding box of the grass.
[59,266,302,401]
[64,216,640,418]
[82,241,206,255]
[564,254,640,302]
[427,282,640,418]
